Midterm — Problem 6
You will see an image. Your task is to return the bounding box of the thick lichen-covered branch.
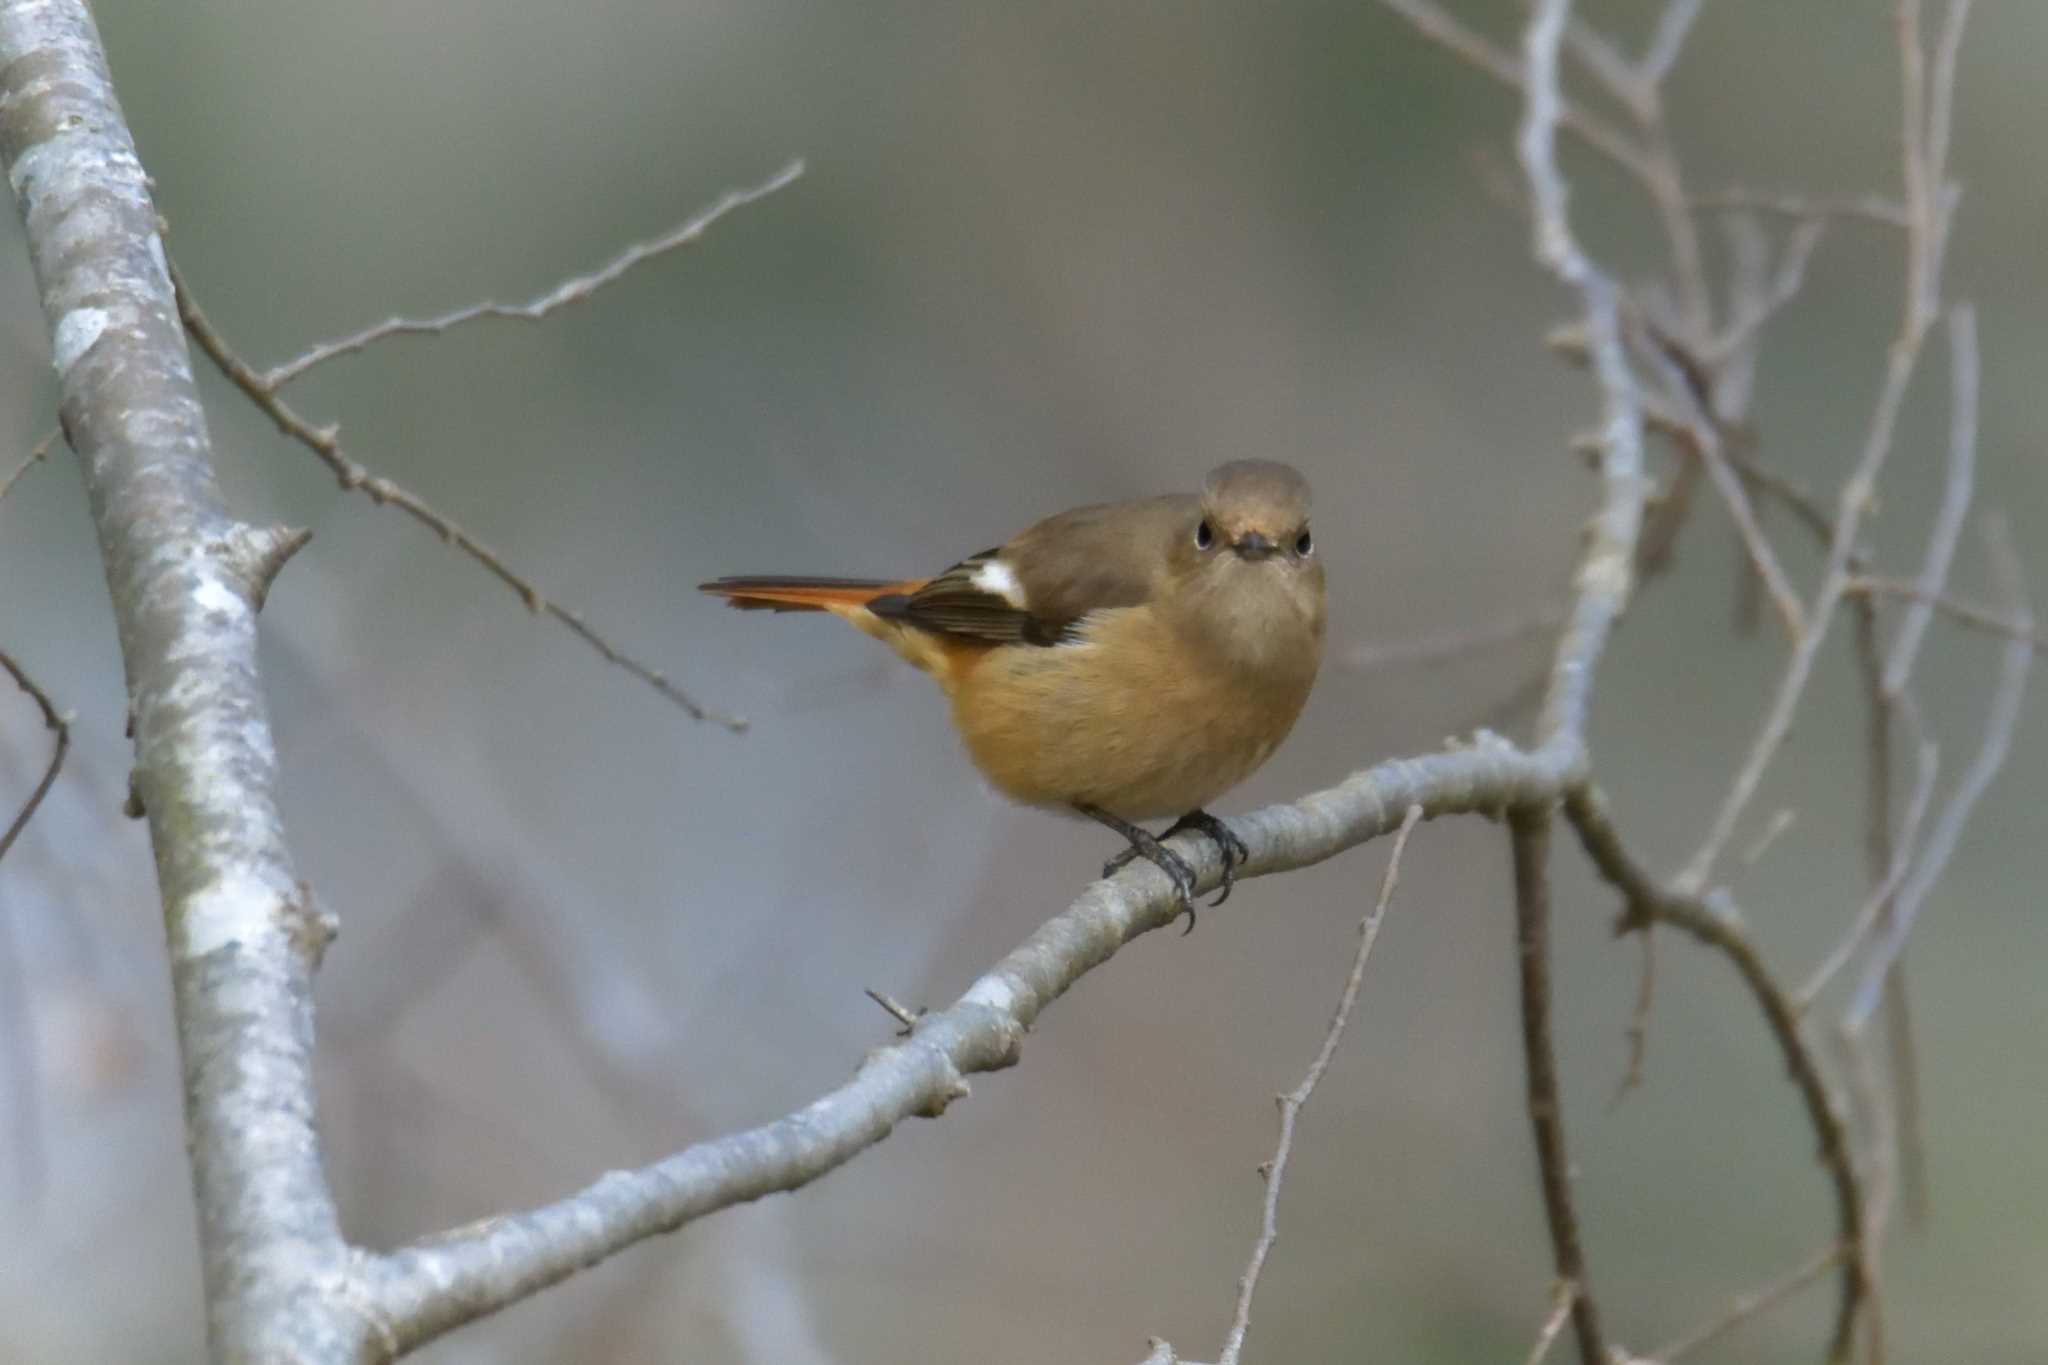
[0,2,367,1359]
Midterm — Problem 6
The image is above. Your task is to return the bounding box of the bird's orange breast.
[947,604,1316,820]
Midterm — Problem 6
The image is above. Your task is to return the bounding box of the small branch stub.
[212,522,313,612]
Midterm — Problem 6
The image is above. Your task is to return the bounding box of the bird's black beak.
[1233,530,1277,561]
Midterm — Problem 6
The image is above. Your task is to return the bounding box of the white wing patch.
[970,558,1027,607]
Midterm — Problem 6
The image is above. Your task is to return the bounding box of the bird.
[700,460,1325,926]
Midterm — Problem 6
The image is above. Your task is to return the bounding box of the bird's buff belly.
[947,636,1309,821]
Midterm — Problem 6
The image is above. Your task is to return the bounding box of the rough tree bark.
[0,3,371,1359]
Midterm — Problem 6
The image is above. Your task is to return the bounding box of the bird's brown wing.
[871,494,1192,646]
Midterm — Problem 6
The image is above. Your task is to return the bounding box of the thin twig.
[1524,1280,1579,1365]
[862,988,922,1034]
[0,427,57,505]
[0,649,69,865]
[1611,924,1656,1102]
[1739,808,1797,867]
[1640,340,1805,641]
[1796,728,1938,1011]
[1375,0,1655,184]
[1640,0,1706,90]
[1215,805,1423,1365]
[1651,1243,1849,1363]
[1896,0,1932,326]
[1881,306,1979,694]
[1565,787,1868,1363]
[169,259,747,731]
[1833,1029,1894,1365]
[1509,804,1606,1365]
[1345,604,1567,672]
[1688,188,1909,227]
[1880,968,1931,1237]
[1847,517,2032,1032]
[262,161,804,388]
[1857,576,1915,1249]
[1701,218,1827,367]
[1919,0,1972,328]
[1849,578,2042,648]
[1677,0,1963,889]
[1729,451,1832,543]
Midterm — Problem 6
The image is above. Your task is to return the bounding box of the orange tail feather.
[698,575,927,612]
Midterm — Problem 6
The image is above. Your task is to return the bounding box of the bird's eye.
[1295,528,1314,556]
[1195,519,1215,550]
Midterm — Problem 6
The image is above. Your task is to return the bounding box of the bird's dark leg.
[1075,803,1201,931]
[1101,808,1250,908]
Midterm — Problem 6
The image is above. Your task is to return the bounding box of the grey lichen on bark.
[0,2,371,1359]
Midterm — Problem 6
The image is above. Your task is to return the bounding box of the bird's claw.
[1102,840,1202,931]
[1106,810,1247,908]
[1098,808,1248,930]
[1165,810,1249,906]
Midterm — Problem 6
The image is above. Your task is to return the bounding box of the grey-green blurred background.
[0,3,2043,1361]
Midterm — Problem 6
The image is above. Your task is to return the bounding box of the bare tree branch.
[1214,805,1422,1365]
[1511,805,1607,1365]
[1524,1282,1579,1365]
[1649,1243,1848,1363]
[261,161,804,389]
[1640,0,1705,90]
[1639,342,1805,641]
[0,426,57,505]
[170,261,749,731]
[1852,578,2040,647]
[1345,603,1566,672]
[359,739,1604,1353]
[0,1,1983,1358]
[1374,0,1654,185]
[1564,787,1869,1363]
[1847,517,2032,1033]
[1881,306,1980,694]
[1688,188,1908,227]
[1701,218,1826,367]
[0,2,366,1357]
[1677,0,1968,890]
[0,649,68,866]
[1796,731,1939,1011]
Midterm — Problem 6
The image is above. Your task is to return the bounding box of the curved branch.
[360,742,1578,1351]
[1564,788,1867,1364]
[0,649,67,864]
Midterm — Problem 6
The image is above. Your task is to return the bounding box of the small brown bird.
[701,460,1325,924]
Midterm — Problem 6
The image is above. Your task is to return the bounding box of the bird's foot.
[1102,808,1248,909]
[1082,804,1239,933]
[1161,810,1249,905]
